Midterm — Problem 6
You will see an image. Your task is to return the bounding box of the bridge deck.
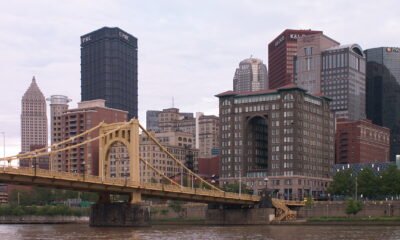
[0,166,260,205]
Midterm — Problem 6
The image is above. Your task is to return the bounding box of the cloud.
[1,0,399,156]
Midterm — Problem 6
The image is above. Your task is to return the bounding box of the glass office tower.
[365,47,400,161]
[81,27,138,120]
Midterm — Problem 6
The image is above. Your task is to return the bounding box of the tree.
[327,169,355,196]
[380,165,400,196]
[357,168,380,199]
[221,182,250,194]
[345,198,363,216]
[168,201,185,218]
[168,201,183,213]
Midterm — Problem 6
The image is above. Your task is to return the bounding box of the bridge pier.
[90,191,150,227]
[206,190,275,225]
[90,202,150,227]
[206,205,275,225]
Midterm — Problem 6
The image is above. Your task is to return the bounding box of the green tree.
[358,168,380,199]
[160,208,169,216]
[345,198,363,216]
[221,182,250,194]
[380,165,400,196]
[327,169,355,196]
[168,201,185,218]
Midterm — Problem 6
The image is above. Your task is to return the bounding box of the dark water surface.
[0,224,400,240]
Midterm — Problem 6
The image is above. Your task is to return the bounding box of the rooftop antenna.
[172,97,175,108]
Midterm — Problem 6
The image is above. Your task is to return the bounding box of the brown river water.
[0,224,400,240]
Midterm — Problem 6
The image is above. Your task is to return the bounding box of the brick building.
[55,99,127,175]
[268,29,322,89]
[197,156,220,178]
[216,84,335,198]
[335,118,390,164]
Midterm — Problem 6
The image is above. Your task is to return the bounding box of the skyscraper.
[365,47,400,161]
[233,57,268,92]
[80,27,138,120]
[21,77,48,153]
[294,33,340,94]
[321,44,366,120]
[268,29,322,89]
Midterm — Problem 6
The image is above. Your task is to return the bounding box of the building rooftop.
[325,43,364,57]
[216,83,328,100]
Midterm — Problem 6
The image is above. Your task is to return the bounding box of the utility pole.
[355,175,358,201]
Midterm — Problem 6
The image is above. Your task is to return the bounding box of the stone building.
[216,84,335,199]
[21,77,48,153]
[138,131,198,183]
[197,114,220,158]
[294,33,340,94]
[147,108,219,158]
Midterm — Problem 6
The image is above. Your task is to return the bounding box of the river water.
[0,224,399,240]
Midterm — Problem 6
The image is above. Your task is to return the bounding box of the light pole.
[355,175,358,201]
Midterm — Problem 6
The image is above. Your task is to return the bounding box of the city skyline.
[1,0,400,155]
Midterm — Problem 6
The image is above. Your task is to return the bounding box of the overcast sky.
[0,0,399,156]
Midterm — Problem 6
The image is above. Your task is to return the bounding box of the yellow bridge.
[0,119,258,205]
[0,119,303,222]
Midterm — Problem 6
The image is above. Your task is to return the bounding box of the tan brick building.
[138,131,198,183]
[197,114,219,158]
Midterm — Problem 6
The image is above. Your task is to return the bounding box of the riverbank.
[270,217,400,226]
[0,215,89,224]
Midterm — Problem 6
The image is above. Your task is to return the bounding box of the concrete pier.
[206,206,275,225]
[90,202,150,227]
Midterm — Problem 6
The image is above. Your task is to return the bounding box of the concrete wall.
[206,208,275,225]
[151,203,207,219]
[299,201,400,218]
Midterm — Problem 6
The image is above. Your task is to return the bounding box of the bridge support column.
[128,191,141,203]
[205,205,275,225]
[90,202,150,227]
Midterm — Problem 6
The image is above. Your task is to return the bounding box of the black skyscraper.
[81,27,138,119]
[365,47,400,161]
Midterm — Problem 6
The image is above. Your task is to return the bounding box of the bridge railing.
[0,165,260,203]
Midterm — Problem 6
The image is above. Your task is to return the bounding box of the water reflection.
[0,224,400,240]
